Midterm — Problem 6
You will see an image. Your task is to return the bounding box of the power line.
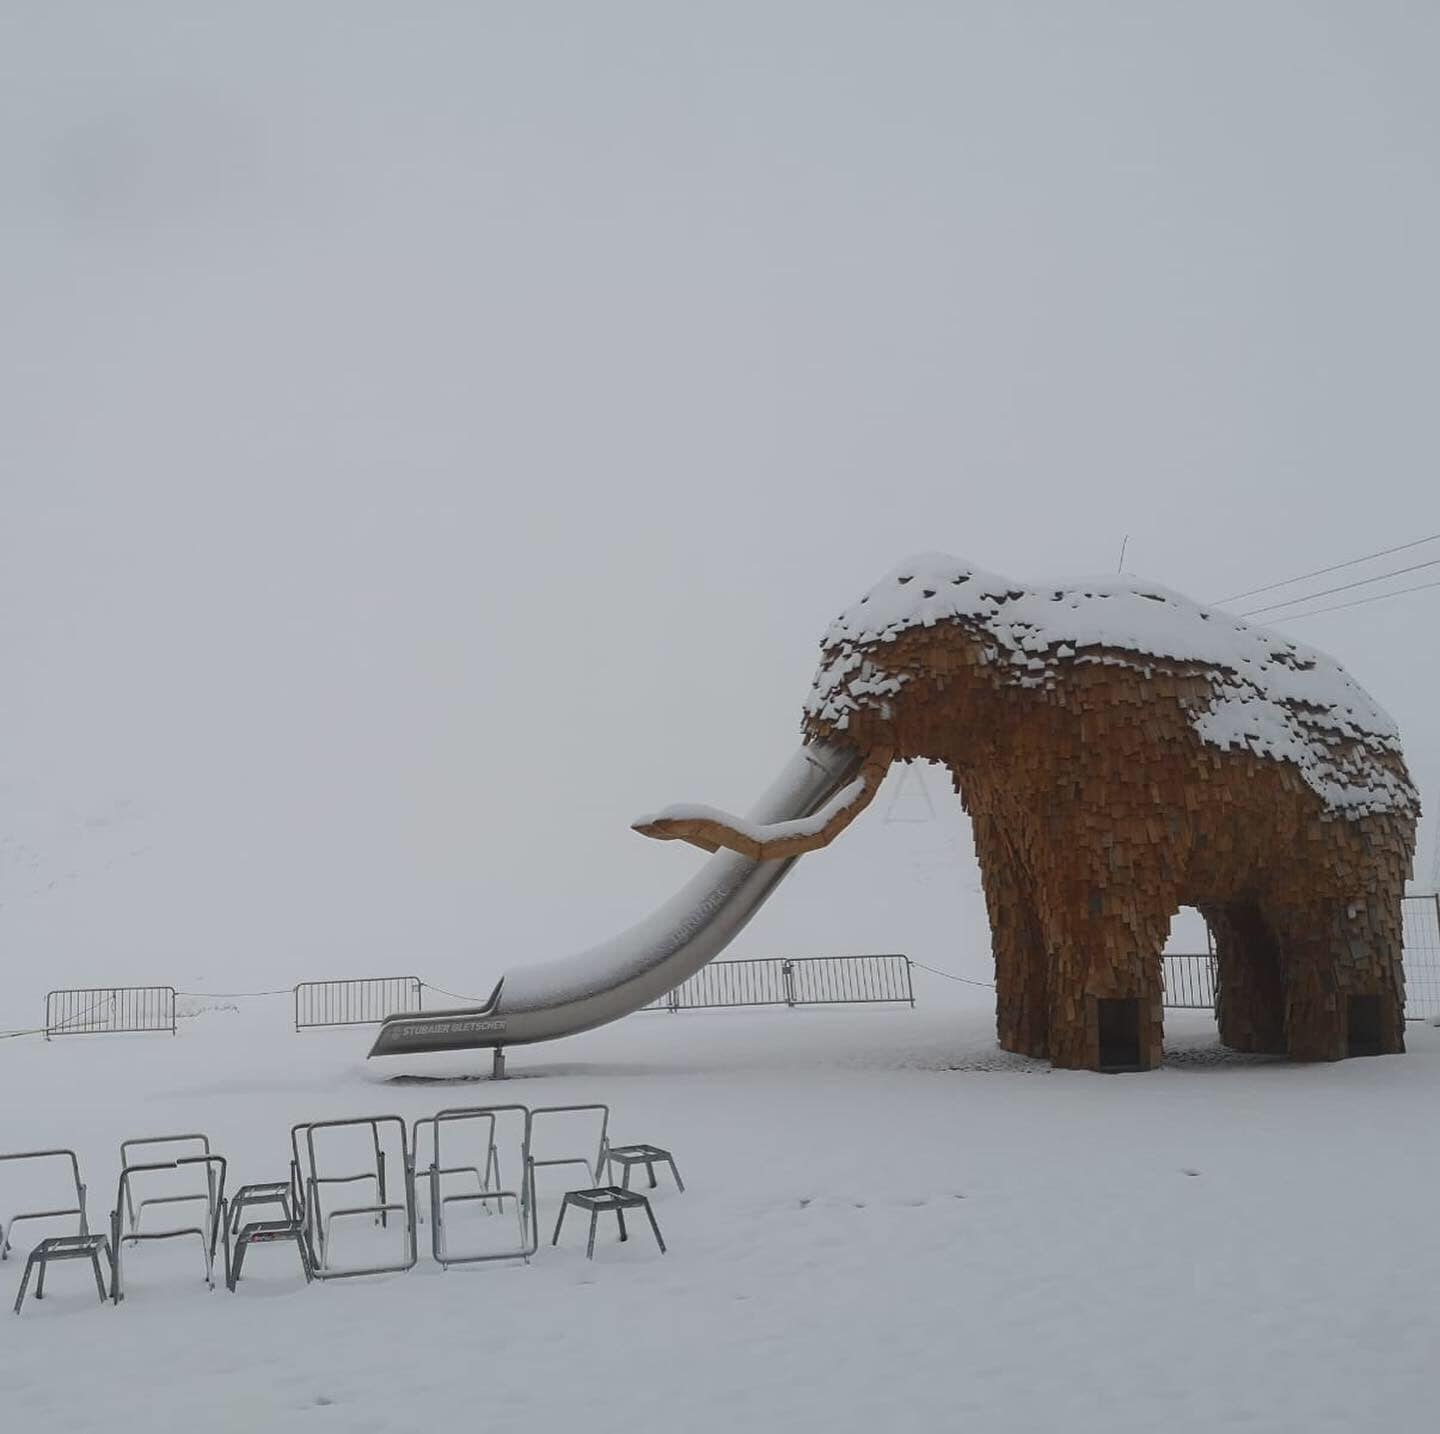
[1239,556,1440,617]
[1215,531,1440,606]
[1266,574,1440,623]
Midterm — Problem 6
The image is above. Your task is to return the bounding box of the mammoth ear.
[633,749,893,860]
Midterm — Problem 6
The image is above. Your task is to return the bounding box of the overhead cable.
[1216,530,1440,606]
[1267,574,1440,622]
[1239,556,1440,617]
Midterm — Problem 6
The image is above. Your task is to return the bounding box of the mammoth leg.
[1264,898,1405,1061]
[974,813,1050,1060]
[1203,902,1286,1055]
[1035,845,1174,1072]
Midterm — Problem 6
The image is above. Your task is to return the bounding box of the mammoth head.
[632,555,1020,859]
[629,557,986,862]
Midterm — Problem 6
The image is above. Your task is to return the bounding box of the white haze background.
[3,3,1438,1016]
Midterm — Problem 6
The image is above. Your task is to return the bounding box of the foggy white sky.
[3,3,1438,1011]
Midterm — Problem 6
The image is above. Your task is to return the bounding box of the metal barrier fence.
[34,899,1439,1037]
[1403,893,1440,1021]
[792,955,915,1005]
[1163,896,1440,1019]
[646,955,914,1013]
[44,987,177,1039]
[1161,955,1217,1010]
[293,978,423,1032]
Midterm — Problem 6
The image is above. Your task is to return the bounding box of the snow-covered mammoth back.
[805,554,1416,820]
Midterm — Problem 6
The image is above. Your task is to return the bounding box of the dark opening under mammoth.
[636,555,1419,1072]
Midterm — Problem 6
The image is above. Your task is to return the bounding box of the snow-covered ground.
[3,985,1438,1433]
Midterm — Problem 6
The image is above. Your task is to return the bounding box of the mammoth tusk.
[634,748,893,860]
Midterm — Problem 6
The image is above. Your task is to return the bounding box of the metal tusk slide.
[367,739,864,1060]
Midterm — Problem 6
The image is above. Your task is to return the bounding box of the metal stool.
[605,1144,684,1193]
[227,1219,313,1291]
[552,1187,665,1260]
[13,1234,113,1313]
[227,1181,294,1236]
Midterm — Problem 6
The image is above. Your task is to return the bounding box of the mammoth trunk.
[632,746,892,860]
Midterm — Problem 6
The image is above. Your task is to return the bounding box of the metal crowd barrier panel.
[288,1118,390,1252]
[1402,893,1440,1022]
[646,954,914,1012]
[410,1106,537,1268]
[291,1115,416,1279]
[1,1149,88,1260]
[651,958,791,1010]
[1161,954,1218,1011]
[110,1154,228,1301]
[529,1105,610,1193]
[789,955,914,1006]
[119,1134,216,1235]
[44,986,176,1039]
[411,1109,502,1227]
[293,977,423,1031]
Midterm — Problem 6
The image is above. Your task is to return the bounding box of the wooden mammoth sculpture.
[638,556,1419,1071]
